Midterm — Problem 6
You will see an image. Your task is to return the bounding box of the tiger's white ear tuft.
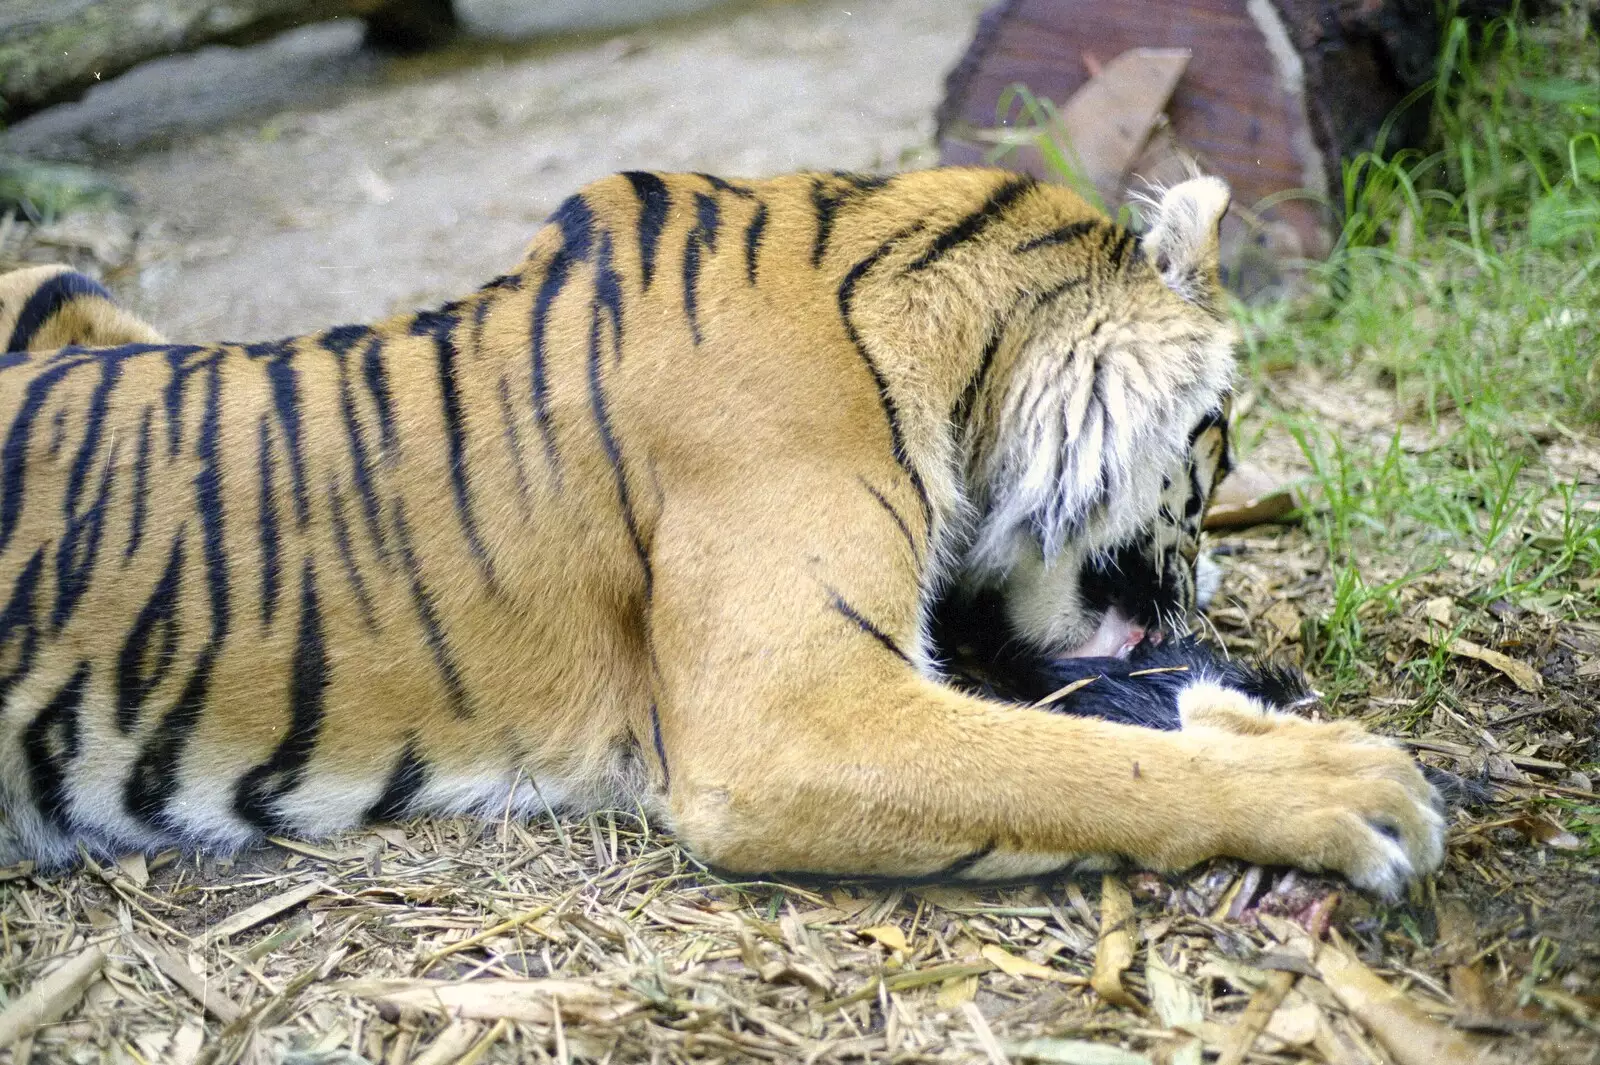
[1140,176,1230,304]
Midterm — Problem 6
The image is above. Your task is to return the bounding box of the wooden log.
[0,0,457,121]
[936,0,1527,290]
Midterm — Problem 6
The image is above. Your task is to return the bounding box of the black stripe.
[126,355,230,828]
[906,175,1036,272]
[937,841,997,879]
[234,559,329,832]
[22,663,91,828]
[496,376,533,510]
[1,351,93,553]
[649,704,669,787]
[159,344,211,458]
[858,476,918,565]
[0,549,45,708]
[1014,220,1097,254]
[622,171,670,289]
[954,304,1014,429]
[809,176,882,268]
[480,273,522,292]
[52,442,119,636]
[327,477,378,631]
[412,309,497,590]
[365,739,429,823]
[6,272,111,352]
[531,194,596,479]
[125,405,153,563]
[361,335,399,458]
[320,324,371,356]
[52,346,139,630]
[1107,228,1137,271]
[696,173,757,199]
[392,501,471,718]
[836,223,931,522]
[827,590,910,664]
[116,534,184,733]
[682,192,720,345]
[257,416,282,627]
[589,232,652,598]
[744,201,768,286]
[246,342,311,527]
[335,338,392,562]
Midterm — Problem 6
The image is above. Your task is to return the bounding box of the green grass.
[1229,4,1600,689]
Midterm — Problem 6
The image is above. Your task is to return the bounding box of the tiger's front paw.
[1180,707,1446,900]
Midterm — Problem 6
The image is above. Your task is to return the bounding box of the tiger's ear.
[1140,176,1230,305]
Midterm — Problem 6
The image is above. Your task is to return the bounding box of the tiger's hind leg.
[646,467,1445,898]
[0,265,165,353]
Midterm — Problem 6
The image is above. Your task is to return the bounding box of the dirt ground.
[0,1,1597,1063]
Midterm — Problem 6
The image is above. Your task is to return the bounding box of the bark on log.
[937,0,1536,289]
[0,0,457,121]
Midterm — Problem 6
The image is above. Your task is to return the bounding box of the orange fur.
[0,168,1441,896]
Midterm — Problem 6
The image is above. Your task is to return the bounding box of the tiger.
[0,168,1443,897]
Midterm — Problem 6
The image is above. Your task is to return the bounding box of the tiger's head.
[948,175,1237,663]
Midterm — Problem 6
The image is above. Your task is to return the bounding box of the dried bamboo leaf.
[339,977,641,1025]
[0,943,106,1047]
[1146,948,1201,1065]
[1090,875,1139,1009]
[1004,1037,1154,1064]
[1315,933,1501,1065]
[203,880,324,943]
[981,944,1084,985]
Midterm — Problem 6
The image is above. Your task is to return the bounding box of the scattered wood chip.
[1413,626,1544,692]
[0,943,106,1047]
[126,933,243,1023]
[409,1019,483,1065]
[1090,875,1140,1010]
[1004,1037,1154,1064]
[1315,932,1499,1065]
[1146,948,1201,1065]
[962,1000,1012,1065]
[339,977,641,1025]
[1216,970,1295,1065]
[203,880,324,943]
[1422,596,1455,625]
[981,944,1085,986]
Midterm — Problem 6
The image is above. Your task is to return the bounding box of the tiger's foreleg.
[647,474,1444,898]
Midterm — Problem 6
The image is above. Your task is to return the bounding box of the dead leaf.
[115,852,149,888]
[339,977,640,1025]
[1315,932,1498,1065]
[1091,875,1140,1009]
[981,944,1085,985]
[1205,461,1299,529]
[1506,813,1583,850]
[1413,626,1544,692]
[1051,48,1191,204]
[859,924,908,954]
[1576,656,1600,679]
